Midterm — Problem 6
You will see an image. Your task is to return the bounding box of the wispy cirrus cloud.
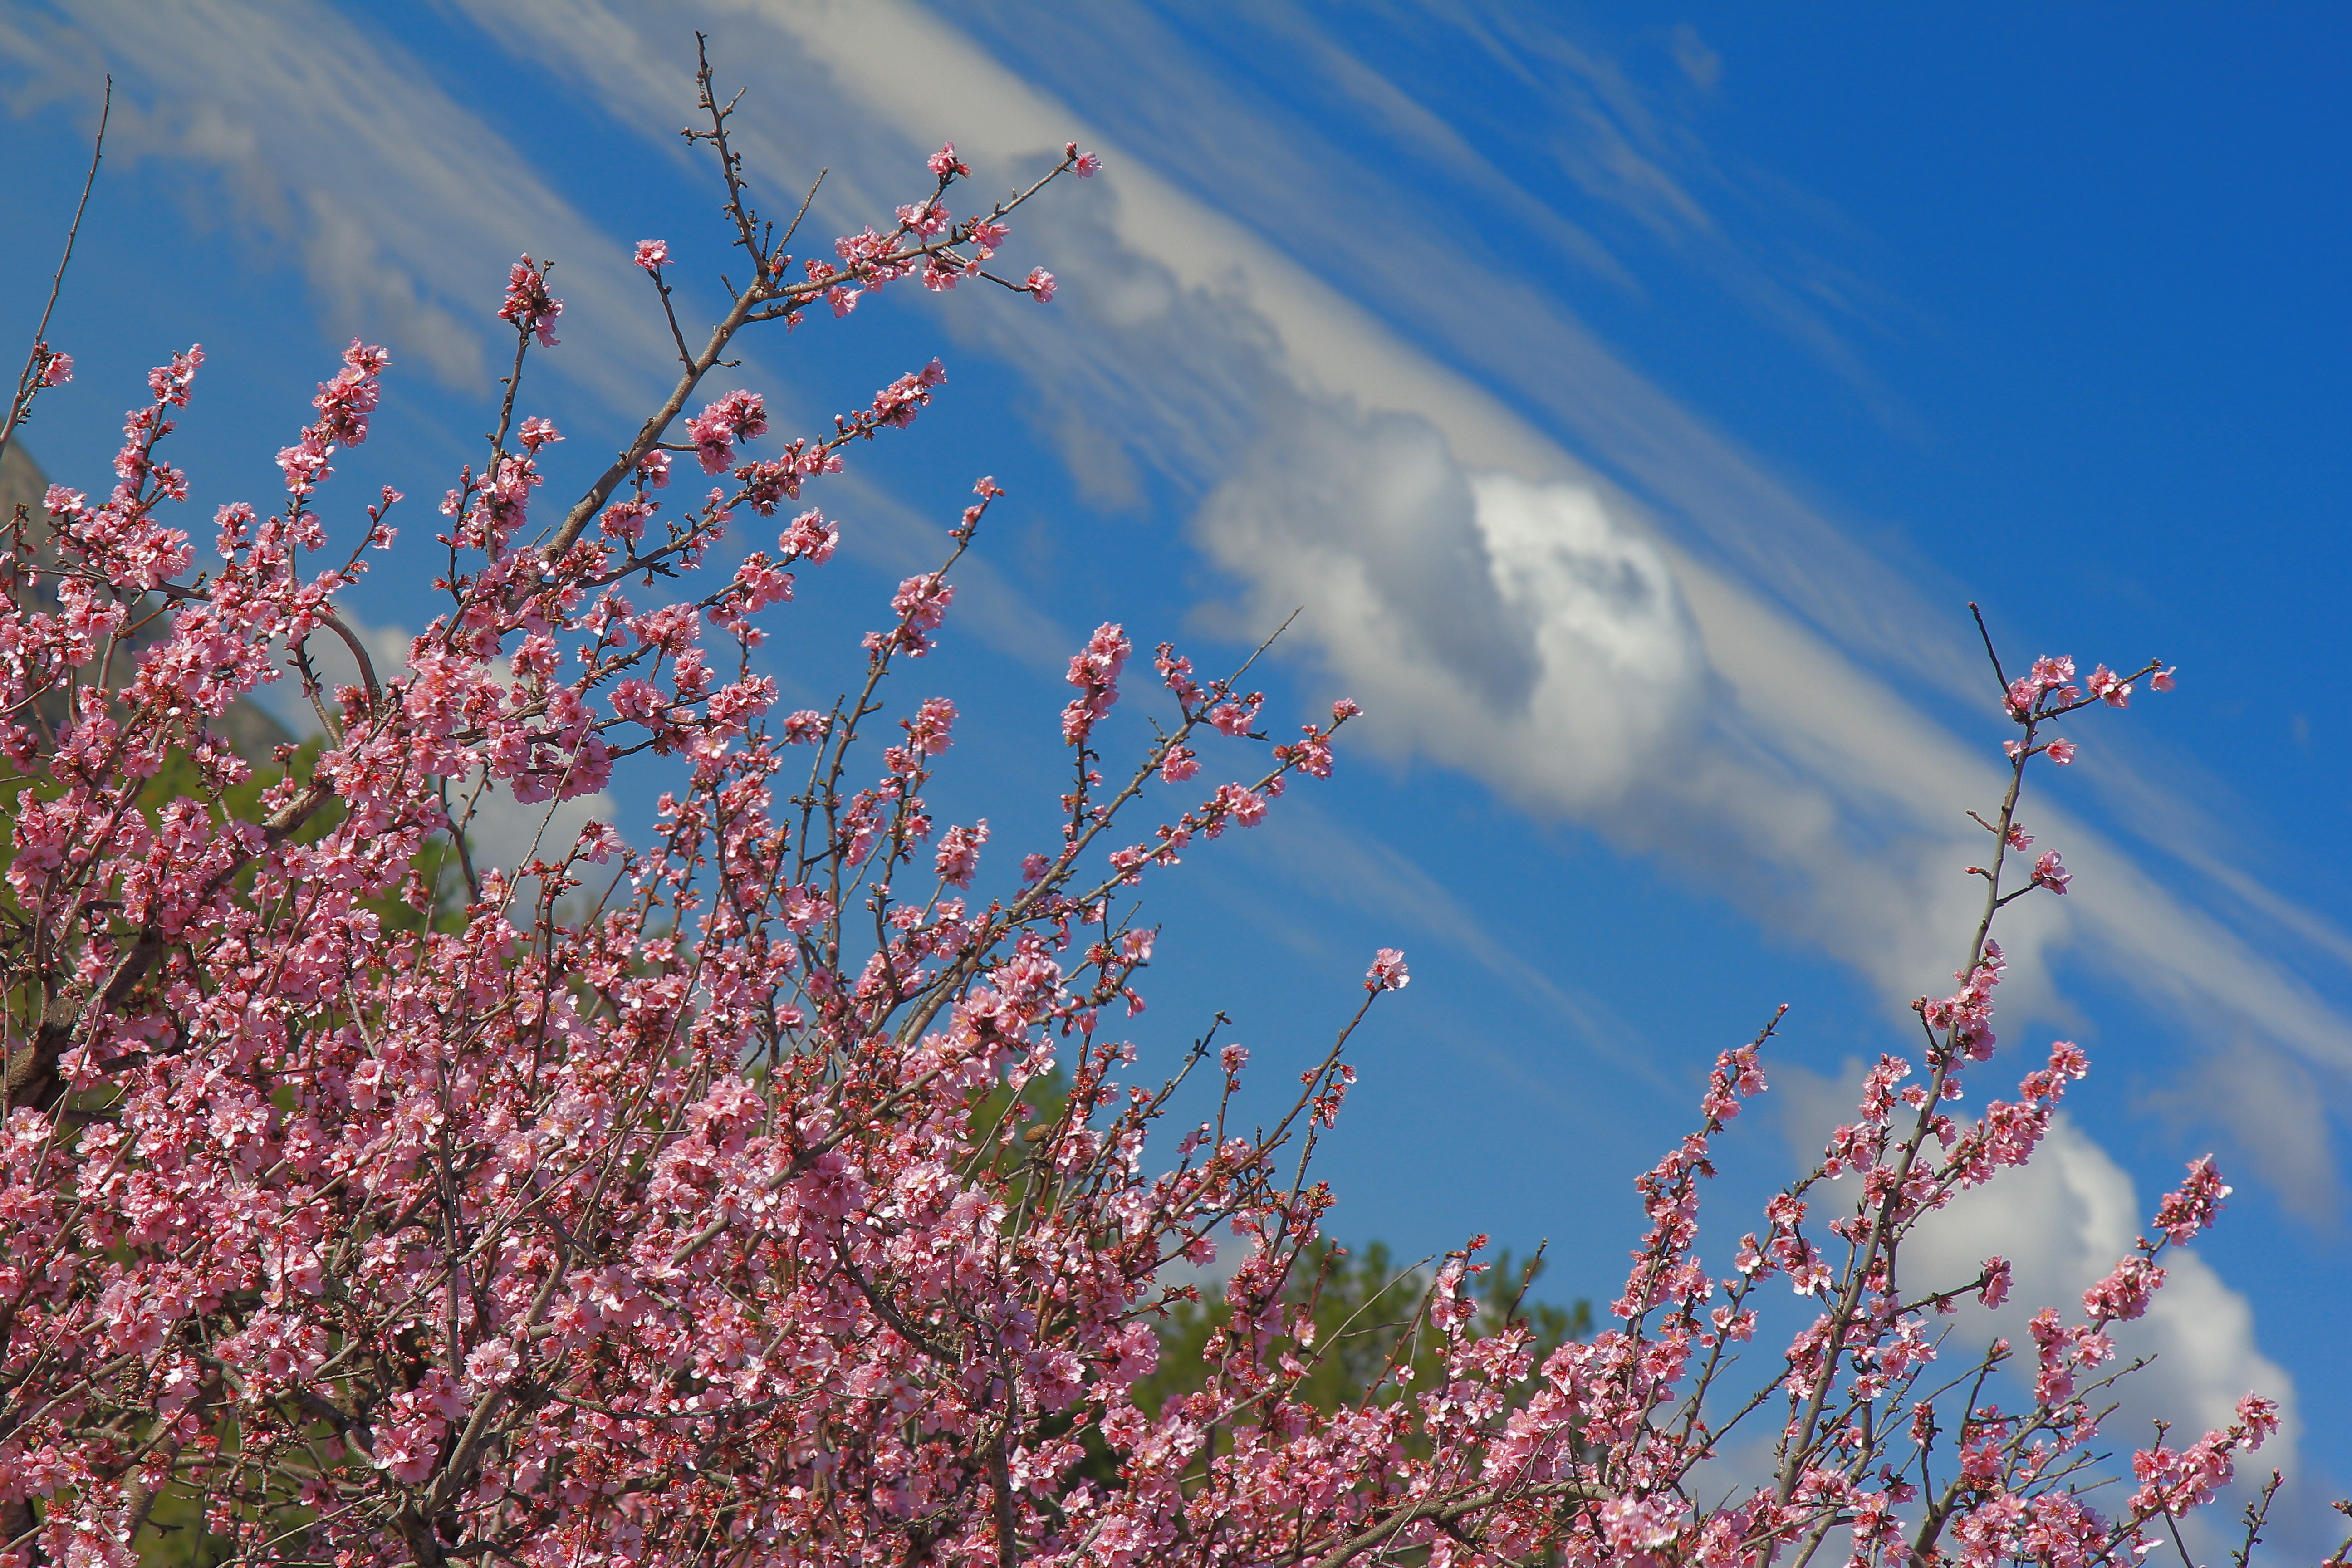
[559,0,2352,1197]
[0,0,670,402]
[451,0,2333,1493]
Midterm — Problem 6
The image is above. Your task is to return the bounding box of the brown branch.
[0,77,109,469]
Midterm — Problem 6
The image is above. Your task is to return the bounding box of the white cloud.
[0,0,673,402]
[510,0,2338,1494]
[581,0,2352,1213]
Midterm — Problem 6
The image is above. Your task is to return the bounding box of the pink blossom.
[1213,782,1267,827]
[1978,1255,2012,1308]
[936,820,988,887]
[883,572,956,657]
[497,254,564,346]
[1027,266,1057,302]
[2082,1255,2163,1322]
[685,387,768,473]
[464,1337,520,1390]
[2151,1155,2232,1243]
[1061,621,1131,746]
[780,508,838,563]
[2045,735,2077,764]
[1366,948,1410,991]
[633,237,670,270]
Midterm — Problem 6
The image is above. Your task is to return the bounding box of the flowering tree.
[0,46,2328,1568]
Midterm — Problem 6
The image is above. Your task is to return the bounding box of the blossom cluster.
[0,52,2297,1568]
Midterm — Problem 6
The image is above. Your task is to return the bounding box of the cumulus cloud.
[1199,405,1541,715]
[1200,417,1710,810]
[420,0,2352,1417]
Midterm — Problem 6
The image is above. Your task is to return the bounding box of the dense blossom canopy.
[0,46,2303,1568]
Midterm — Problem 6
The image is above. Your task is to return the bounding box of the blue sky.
[5,0,2347,1532]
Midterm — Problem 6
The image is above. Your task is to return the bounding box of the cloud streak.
[0,0,673,404]
[459,0,2343,1481]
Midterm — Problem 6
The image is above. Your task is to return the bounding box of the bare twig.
[0,76,110,469]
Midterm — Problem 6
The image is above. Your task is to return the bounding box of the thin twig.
[0,76,110,469]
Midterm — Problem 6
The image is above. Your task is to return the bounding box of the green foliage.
[1135,1240,1590,1427]
[1,737,473,940]
[137,1484,230,1568]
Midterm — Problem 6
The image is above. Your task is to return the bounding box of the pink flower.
[780,508,838,563]
[2082,1255,2164,1322]
[1065,142,1102,176]
[464,1337,519,1390]
[887,573,956,656]
[1060,622,1131,745]
[599,499,652,542]
[2151,665,2177,692]
[1978,1256,2012,1308]
[896,199,951,238]
[1213,783,1266,828]
[2044,736,2077,765]
[0,117,2244,1568]
[935,821,988,887]
[633,238,670,271]
[2029,653,2076,689]
[927,141,970,179]
[2151,1155,2232,1244]
[921,252,968,292]
[1026,267,1056,303]
[38,346,73,386]
[497,254,564,347]
[685,388,768,473]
